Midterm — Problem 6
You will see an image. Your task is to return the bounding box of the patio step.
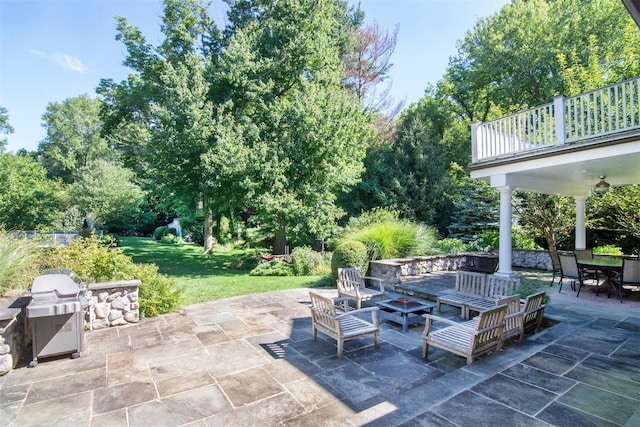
[394,272,456,302]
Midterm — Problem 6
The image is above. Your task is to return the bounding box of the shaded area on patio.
[1,270,639,426]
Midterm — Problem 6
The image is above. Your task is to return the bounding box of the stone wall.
[370,254,467,290]
[88,280,141,329]
[370,250,554,289]
[0,294,30,375]
[512,249,553,270]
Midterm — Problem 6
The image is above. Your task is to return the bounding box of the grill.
[26,269,88,367]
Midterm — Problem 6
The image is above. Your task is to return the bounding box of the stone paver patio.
[1,271,639,426]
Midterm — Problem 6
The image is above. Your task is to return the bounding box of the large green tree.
[0,153,67,229]
[438,0,640,123]
[38,95,113,183]
[69,159,146,232]
[513,192,575,250]
[101,0,374,253]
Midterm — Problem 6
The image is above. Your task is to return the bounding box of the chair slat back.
[574,249,593,260]
[455,270,486,297]
[486,275,520,298]
[522,291,546,324]
[622,258,640,284]
[549,250,561,271]
[474,305,507,346]
[496,295,521,332]
[559,253,580,278]
[337,267,365,293]
[309,292,339,331]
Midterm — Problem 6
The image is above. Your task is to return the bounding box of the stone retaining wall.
[370,250,554,289]
[88,280,141,329]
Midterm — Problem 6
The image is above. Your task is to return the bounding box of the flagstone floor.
[1,271,639,426]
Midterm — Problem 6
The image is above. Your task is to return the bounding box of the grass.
[117,236,324,306]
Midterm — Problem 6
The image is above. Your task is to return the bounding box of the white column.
[497,186,513,276]
[575,196,586,250]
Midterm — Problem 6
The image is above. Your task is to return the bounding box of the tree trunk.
[203,195,216,254]
[273,229,288,255]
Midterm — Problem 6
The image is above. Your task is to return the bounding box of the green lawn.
[117,236,324,307]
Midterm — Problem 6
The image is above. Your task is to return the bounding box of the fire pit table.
[375,297,436,332]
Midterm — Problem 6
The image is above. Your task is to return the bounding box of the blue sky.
[0,0,508,153]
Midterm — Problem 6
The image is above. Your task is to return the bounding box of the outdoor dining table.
[577,258,623,300]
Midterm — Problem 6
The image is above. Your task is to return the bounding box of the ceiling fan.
[593,176,610,193]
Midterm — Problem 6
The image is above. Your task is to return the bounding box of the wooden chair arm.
[335,306,379,318]
[363,276,385,291]
[423,314,477,333]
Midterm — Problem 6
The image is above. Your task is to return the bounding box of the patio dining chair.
[574,248,599,282]
[614,257,640,303]
[558,253,588,297]
[549,250,561,287]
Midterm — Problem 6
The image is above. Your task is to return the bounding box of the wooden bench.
[436,271,486,318]
[437,271,519,319]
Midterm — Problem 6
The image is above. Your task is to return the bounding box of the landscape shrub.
[291,246,329,276]
[153,226,167,241]
[163,227,177,237]
[592,245,624,255]
[132,263,183,318]
[161,234,181,244]
[473,228,540,251]
[435,238,469,254]
[249,260,293,276]
[42,235,181,316]
[341,220,438,260]
[331,240,369,278]
[0,231,41,296]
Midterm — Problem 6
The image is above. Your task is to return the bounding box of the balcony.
[469,77,640,197]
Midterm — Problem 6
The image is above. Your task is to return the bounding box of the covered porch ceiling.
[468,138,640,197]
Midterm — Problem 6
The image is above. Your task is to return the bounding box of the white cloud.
[29,49,87,73]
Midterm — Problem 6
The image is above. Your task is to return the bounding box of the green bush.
[42,235,181,317]
[593,245,624,255]
[153,226,167,241]
[163,227,177,237]
[331,240,369,278]
[291,246,329,276]
[341,220,438,260]
[249,260,293,276]
[435,238,470,254]
[132,263,183,318]
[473,228,540,251]
[0,231,41,296]
[161,234,181,244]
[42,235,133,282]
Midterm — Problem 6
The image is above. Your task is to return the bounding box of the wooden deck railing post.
[554,94,566,146]
[471,121,481,162]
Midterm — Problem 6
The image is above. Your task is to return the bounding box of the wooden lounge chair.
[336,267,385,310]
[491,291,546,342]
[308,292,379,357]
[422,305,508,364]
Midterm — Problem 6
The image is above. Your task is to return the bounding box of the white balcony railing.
[472,77,640,162]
